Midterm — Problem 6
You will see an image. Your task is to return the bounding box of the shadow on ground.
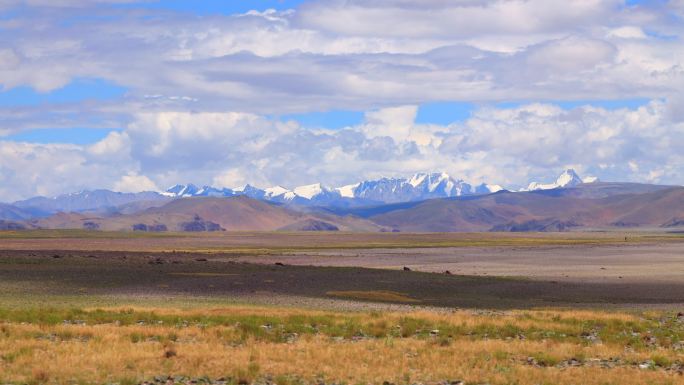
[2,250,684,309]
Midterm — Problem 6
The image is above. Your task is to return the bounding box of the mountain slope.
[0,203,36,221]
[32,196,381,232]
[369,187,684,232]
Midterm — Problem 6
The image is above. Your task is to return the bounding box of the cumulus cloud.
[2,100,684,201]
[114,172,158,193]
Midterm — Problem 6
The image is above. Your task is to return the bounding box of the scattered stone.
[643,335,657,346]
[581,331,602,344]
[676,312,684,323]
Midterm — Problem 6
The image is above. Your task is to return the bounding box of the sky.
[0,0,683,201]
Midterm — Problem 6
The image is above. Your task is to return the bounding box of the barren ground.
[1,231,684,309]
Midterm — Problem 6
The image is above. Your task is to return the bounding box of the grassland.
[1,297,683,385]
[0,230,682,254]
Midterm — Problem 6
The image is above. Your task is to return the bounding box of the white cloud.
[296,0,621,39]
[360,105,417,141]
[607,26,648,39]
[113,172,158,193]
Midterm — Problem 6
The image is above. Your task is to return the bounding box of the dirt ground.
[1,244,684,309]
[232,242,684,284]
[2,231,684,309]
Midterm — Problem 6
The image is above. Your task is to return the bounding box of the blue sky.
[0,0,682,200]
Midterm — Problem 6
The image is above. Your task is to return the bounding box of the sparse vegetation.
[0,303,683,384]
[0,230,683,252]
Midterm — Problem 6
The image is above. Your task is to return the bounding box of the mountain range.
[2,169,683,232]
[160,172,506,206]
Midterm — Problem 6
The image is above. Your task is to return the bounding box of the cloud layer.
[0,0,683,200]
[1,100,683,201]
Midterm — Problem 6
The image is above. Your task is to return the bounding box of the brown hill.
[370,187,684,232]
[27,187,684,233]
[33,196,380,232]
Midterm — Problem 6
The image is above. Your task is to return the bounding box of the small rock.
[195,258,208,262]
[444,270,452,275]
[403,266,412,271]
[275,262,285,266]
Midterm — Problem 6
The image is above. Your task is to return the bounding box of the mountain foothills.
[1,169,683,232]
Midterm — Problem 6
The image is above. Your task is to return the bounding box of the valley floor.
[1,231,684,384]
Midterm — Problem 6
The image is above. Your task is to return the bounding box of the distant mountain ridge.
[161,172,506,206]
[13,190,169,216]
[0,169,658,222]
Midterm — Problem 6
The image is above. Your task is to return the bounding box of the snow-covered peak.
[482,183,505,193]
[408,173,428,187]
[293,183,329,200]
[336,183,359,198]
[164,184,200,197]
[556,169,583,188]
[526,169,585,191]
[264,185,291,198]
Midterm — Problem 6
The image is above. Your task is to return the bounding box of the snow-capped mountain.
[163,172,504,205]
[525,169,597,191]
[342,172,490,204]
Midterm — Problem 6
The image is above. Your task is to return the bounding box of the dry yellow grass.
[1,305,683,385]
